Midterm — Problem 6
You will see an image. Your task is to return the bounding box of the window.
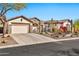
[20,19,22,22]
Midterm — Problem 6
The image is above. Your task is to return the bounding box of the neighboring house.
[30,17,40,33]
[40,21,45,33]
[44,19,71,33]
[57,20,71,32]
[44,20,57,32]
[44,21,50,32]
[8,16,33,34]
[30,17,45,33]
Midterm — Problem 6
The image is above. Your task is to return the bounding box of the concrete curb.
[54,37,79,42]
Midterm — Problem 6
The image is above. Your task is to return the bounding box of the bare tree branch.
[0,7,5,16]
[0,7,4,14]
[2,8,12,16]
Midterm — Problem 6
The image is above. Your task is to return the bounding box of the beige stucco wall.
[8,17,33,34]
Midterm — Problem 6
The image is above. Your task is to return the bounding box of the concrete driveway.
[11,33,57,45]
[11,33,79,46]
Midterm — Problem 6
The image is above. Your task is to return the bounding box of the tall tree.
[50,18,53,32]
[0,3,27,37]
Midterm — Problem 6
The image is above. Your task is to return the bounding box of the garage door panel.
[11,25,29,34]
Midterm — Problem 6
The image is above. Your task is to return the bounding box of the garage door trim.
[10,23,31,34]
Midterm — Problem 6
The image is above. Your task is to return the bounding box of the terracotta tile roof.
[30,17,40,21]
[30,17,40,26]
[44,19,71,24]
[8,15,34,23]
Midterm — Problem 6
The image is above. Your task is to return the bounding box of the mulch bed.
[0,36,17,46]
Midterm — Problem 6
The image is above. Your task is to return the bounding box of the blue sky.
[5,3,79,21]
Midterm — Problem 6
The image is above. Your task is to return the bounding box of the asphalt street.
[0,39,79,56]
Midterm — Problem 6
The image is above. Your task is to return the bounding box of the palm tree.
[0,3,27,37]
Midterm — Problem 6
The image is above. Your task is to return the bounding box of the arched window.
[20,19,22,22]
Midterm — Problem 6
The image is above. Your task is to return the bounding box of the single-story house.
[0,15,72,36]
[8,16,34,34]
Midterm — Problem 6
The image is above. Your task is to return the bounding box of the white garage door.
[11,24,29,34]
